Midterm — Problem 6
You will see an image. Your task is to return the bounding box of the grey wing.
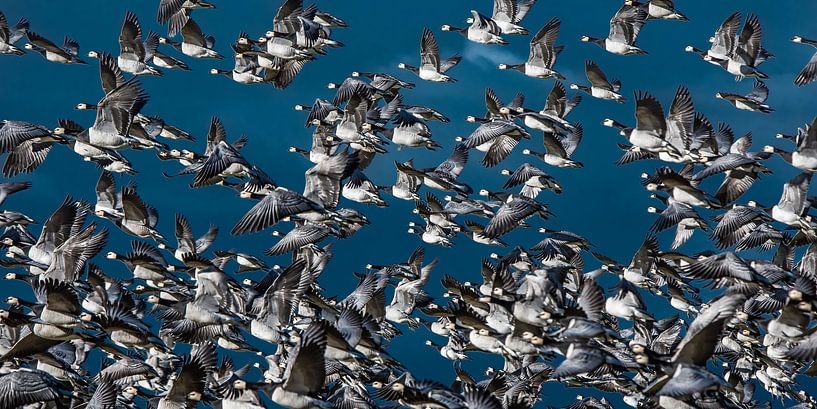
[795,52,817,87]
[434,144,468,178]
[562,124,582,157]
[180,17,207,47]
[745,80,768,103]
[420,28,440,71]
[585,60,613,90]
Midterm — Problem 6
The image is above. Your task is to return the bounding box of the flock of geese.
[3,0,817,408]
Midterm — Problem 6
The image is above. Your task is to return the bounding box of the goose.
[692,132,771,205]
[500,163,562,198]
[342,169,387,207]
[351,71,415,96]
[295,99,342,128]
[571,60,624,103]
[157,342,216,409]
[385,259,434,327]
[702,14,768,80]
[464,221,508,246]
[24,32,86,64]
[770,172,813,229]
[0,12,28,55]
[551,343,626,378]
[407,221,455,247]
[232,186,331,235]
[112,184,164,241]
[106,241,178,284]
[647,195,708,249]
[396,144,472,194]
[0,368,74,407]
[94,170,122,219]
[792,36,817,86]
[766,116,817,172]
[164,213,217,261]
[458,119,530,167]
[413,193,461,232]
[157,0,215,37]
[399,28,460,82]
[382,98,440,150]
[251,32,312,61]
[267,322,332,409]
[442,10,508,45]
[522,123,584,168]
[115,12,162,76]
[626,0,688,21]
[386,160,421,201]
[267,222,338,255]
[685,11,740,63]
[485,0,536,35]
[403,105,449,123]
[425,336,468,361]
[0,120,68,177]
[625,91,685,156]
[581,5,648,55]
[481,191,549,238]
[159,17,222,59]
[210,52,265,84]
[715,80,773,113]
[85,57,150,149]
[142,30,190,70]
[644,167,720,208]
[497,17,564,79]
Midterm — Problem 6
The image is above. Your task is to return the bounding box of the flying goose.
[159,17,222,59]
[497,17,564,79]
[267,222,338,255]
[458,119,531,167]
[765,116,817,172]
[501,163,562,198]
[770,172,813,229]
[108,184,163,240]
[0,11,28,55]
[715,80,773,113]
[0,120,68,177]
[396,144,472,194]
[792,36,817,86]
[581,4,648,55]
[232,186,331,235]
[157,342,216,408]
[85,57,150,150]
[268,321,330,409]
[340,169,386,207]
[571,60,624,103]
[647,194,708,249]
[157,0,215,37]
[702,14,768,80]
[481,191,549,238]
[164,213,217,261]
[491,0,537,35]
[115,12,162,76]
[399,28,460,83]
[0,368,74,408]
[692,132,771,205]
[442,10,508,45]
[522,123,584,168]
[626,0,688,21]
[644,166,720,208]
[684,11,740,63]
[24,32,86,64]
